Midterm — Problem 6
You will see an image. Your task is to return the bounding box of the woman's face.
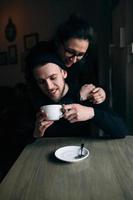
[58,38,89,68]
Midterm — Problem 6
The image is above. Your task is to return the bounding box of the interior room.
[0,0,133,131]
[0,0,133,196]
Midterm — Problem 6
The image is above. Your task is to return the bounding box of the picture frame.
[8,45,17,64]
[0,52,8,65]
[24,33,39,51]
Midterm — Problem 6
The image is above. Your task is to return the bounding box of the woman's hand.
[33,109,54,138]
[80,84,106,104]
[90,87,106,104]
[62,104,95,123]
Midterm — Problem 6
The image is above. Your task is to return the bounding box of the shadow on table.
[47,152,71,165]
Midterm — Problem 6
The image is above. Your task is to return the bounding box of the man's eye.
[50,76,57,80]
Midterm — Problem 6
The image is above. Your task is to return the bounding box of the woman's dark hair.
[54,14,94,45]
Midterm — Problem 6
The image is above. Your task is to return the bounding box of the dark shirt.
[25,41,127,139]
[28,83,127,139]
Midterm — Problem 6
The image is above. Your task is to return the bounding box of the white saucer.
[55,146,89,163]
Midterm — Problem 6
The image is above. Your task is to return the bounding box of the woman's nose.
[70,56,78,63]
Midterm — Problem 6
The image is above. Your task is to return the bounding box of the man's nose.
[46,80,54,89]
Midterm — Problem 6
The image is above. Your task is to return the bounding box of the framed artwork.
[8,45,17,64]
[24,33,39,51]
[0,52,8,65]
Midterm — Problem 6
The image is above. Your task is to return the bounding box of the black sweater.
[25,42,127,138]
[28,84,127,139]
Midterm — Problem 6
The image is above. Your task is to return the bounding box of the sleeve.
[83,102,128,139]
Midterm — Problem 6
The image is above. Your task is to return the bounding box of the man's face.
[58,38,89,68]
[33,63,67,102]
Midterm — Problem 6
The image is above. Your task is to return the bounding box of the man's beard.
[54,82,66,102]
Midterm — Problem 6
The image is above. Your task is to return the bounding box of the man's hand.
[33,110,54,138]
[80,84,106,104]
[62,104,95,123]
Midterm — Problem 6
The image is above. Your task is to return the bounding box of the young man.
[26,52,127,139]
[26,14,106,104]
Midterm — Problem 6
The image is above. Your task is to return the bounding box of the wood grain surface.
[0,136,133,200]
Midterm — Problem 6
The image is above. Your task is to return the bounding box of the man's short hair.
[25,52,66,84]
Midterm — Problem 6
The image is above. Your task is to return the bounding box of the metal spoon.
[75,143,85,159]
[80,143,84,156]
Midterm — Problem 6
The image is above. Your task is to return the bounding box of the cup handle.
[59,113,63,119]
[59,105,63,119]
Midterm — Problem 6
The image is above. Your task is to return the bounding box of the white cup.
[41,104,63,121]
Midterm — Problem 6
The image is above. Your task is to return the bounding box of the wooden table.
[0,136,133,200]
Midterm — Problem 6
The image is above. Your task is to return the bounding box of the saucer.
[55,146,89,163]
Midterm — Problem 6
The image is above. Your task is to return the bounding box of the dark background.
[0,0,133,132]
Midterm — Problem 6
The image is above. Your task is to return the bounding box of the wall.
[0,0,103,87]
[111,0,133,132]
[111,0,127,118]
[125,0,133,132]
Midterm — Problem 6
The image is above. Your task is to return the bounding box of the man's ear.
[62,69,67,79]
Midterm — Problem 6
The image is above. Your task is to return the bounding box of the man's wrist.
[89,107,95,119]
